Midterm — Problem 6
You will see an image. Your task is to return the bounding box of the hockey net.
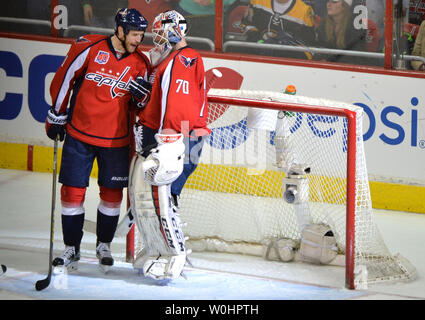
[131,88,416,289]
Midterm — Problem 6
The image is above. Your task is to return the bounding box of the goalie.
[128,10,209,281]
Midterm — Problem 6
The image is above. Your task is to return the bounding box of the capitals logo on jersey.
[179,55,197,68]
[95,51,110,64]
[75,36,91,44]
[85,66,131,98]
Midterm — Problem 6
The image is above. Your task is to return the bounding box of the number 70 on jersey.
[176,79,189,94]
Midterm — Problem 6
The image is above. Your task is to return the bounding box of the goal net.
[131,88,416,289]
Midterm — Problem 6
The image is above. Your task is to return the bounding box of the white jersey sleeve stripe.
[54,48,90,113]
[158,59,174,133]
[200,75,206,117]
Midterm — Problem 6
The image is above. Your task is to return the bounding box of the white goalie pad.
[129,155,168,256]
[142,254,187,281]
[129,154,187,280]
[142,133,185,186]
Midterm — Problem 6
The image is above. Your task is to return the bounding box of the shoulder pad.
[74,34,108,45]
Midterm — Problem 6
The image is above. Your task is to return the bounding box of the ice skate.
[96,242,114,274]
[52,246,80,274]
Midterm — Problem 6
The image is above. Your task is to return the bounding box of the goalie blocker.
[129,133,188,280]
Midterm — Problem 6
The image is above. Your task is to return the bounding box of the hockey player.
[45,8,151,273]
[128,10,209,281]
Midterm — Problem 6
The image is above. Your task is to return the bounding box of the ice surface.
[0,169,424,300]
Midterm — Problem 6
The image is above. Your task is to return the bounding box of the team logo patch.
[95,51,110,64]
[179,55,197,68]
[75,36,90,44]
[85,66,131,99]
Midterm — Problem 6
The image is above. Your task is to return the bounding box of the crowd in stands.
[1,0,424,68]
[225,0,425,68]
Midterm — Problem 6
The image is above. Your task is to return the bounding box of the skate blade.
[98,264,112,274]
[53,262,78,275]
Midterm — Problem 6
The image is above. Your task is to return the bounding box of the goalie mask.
[149,10,188,66]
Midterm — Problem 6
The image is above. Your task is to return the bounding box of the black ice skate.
[52,246,80,274]
[96,242,113,274]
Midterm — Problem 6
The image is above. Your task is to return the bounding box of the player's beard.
[118,34,139,54]
[125,42,138,53]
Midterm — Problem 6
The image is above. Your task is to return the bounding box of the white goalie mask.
[149,10,188,66]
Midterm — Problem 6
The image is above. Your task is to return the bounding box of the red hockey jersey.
[50,34,150,147]
[138,46,210,137]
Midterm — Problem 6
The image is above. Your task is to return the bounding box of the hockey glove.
[129,76,152,108]
[45,108,67,141]
[142,133,185,185]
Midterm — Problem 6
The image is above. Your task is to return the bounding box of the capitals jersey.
[50,34,150,147]
[138,46,210,137]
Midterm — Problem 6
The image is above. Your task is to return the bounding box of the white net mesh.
[133,89,416,288]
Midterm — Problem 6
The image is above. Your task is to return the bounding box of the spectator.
[240,0,316,59]
[175,0,238,41]
[315,0,368,64]
[128,0,178,28]
[411,20,425,70]
[409,0,425,24]
[82,0,128,28]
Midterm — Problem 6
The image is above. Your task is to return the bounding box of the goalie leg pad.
[299,224,338,265]
[142,254,187,281]
[129,155,187,279]
[129,155,168,258]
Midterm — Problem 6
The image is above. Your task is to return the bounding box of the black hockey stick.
[0,264,6,276]
[35,136,59,291]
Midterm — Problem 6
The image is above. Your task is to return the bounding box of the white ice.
[0,168,424,300]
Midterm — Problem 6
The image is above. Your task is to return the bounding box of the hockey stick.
[35,136,59,291]
[0,264,6,276]
[83,208,134,237]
